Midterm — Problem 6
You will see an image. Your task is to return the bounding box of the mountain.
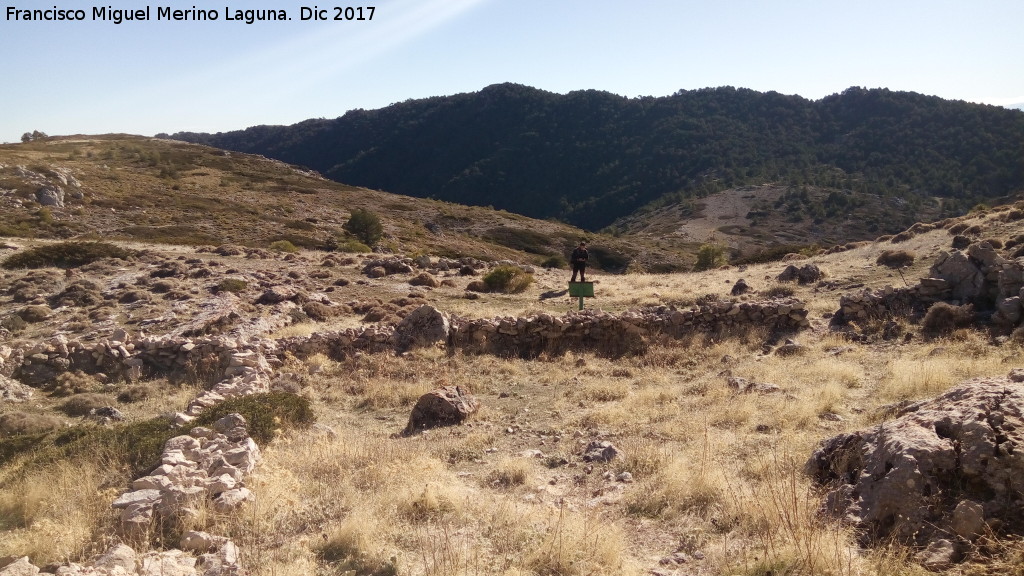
[169,84,1024,232]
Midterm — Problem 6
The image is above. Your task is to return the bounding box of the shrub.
[2,241,134,269]
[215,278,248,293]
[0,412,64,436]
[921,302,975,336]
[302,301,334,322]
[330,237,372,253]
[541,255,568,269]
[194,392,315,445]
[876,250,916,268]
[269,240,299,253]
[50,371,101,397]
[343,208,384,246]
[117,385,153,403]
[59,393,116,417]
[694,243,728,271]
[483,265,534,294]
[763,284,795,299]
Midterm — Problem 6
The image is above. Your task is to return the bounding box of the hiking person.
[570,241,589,283]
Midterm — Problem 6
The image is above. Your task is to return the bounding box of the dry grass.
[0,460,117,565]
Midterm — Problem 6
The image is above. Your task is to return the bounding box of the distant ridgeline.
[169,85,1024,230]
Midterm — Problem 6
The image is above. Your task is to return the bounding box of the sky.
[1,0,1023,143]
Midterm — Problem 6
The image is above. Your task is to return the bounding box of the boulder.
[393,305,450,352]
[929,250,984,302]
[256,285,298,305]
[35,184,64,207]
[730,278,750,296]
[807,371,1024,549]
[404,385,479,434]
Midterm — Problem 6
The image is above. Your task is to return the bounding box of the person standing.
[570,241,589,282]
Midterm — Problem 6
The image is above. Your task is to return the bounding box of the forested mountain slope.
[170,84,1024,230]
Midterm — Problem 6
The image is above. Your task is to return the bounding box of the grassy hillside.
[0,135,679,270]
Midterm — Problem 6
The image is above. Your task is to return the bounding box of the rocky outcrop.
[835,241,1024,330]
[807,371,1024,552]
[404,386,479,434]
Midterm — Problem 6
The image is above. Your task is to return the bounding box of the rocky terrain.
[3,137,1024,576]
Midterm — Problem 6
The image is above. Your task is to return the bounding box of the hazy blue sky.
[2,0,1022,143]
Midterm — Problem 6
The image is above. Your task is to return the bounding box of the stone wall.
[2,298,810,387]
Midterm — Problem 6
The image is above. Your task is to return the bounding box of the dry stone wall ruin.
[834,241,1024,331]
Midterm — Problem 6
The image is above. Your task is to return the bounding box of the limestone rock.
[404,385,479,434]
[778,263,823,284]
[93,543,137,572]
[807,371,1024,550]
[0,557,39,576]
[256,285,298,305]
[35,184,64,207]
[0,374,33,403]
[393,305,450,351]
[929,250,984,301]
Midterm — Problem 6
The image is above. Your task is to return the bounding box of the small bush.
[302,301,334,322]
[541,255,568,269]
[328,237,372,253]
[343,208,384,247]
[194,392,315,445]
[921,302,975,336]
[215,278,248,293]
[694,243,728,271]
[50,371,101,397]
[59,393,116,417]
[762,285,795,299]
[483,265,534,294]
[269,240,299,253]
[2,241,134,269]
[889,231,915,243]
[51,281,104,308]
[876,250,916,268]
[0,412,64,436]
[117,385,153,403]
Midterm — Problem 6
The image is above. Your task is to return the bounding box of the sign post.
[568,281,594,310]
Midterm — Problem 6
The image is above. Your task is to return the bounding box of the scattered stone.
[726,376,781,394]
[778,263,823,284]
[582,440,619,463]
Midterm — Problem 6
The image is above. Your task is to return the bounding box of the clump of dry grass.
[0,460,116,565]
